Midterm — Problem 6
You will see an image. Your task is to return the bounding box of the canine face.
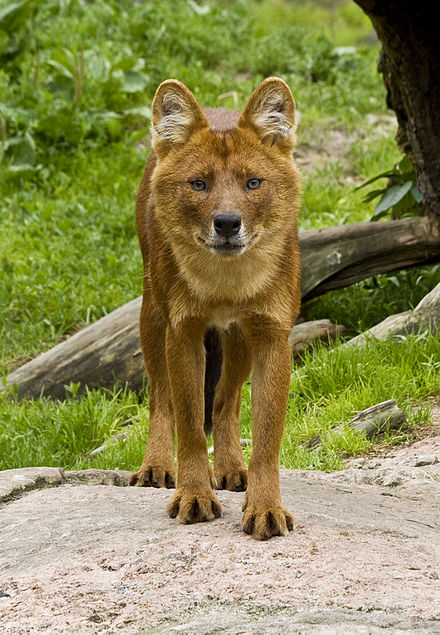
[150,79,300,264]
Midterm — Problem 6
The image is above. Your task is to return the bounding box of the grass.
[1,0,439,473]
[2,332,438,472]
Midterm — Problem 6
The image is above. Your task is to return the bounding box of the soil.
[1,428,440,634]
[294,113,397,177]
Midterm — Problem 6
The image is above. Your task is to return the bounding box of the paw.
[129,465,176,489]
[241,505,294,540]
[167,488,222,524]
[215,468,247,492]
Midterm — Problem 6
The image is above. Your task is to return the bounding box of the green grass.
[2,333,438,471]
[1,0,438,473]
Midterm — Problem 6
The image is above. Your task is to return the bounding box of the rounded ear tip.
[260,76,294,97]
[155,78,188,95]
[260,76,289,88]
[261,76,286,83]
[152,79,195,118]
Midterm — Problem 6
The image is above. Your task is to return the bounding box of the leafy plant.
[356,156,422,220]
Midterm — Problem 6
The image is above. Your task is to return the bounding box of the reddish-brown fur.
[130,78,301,540]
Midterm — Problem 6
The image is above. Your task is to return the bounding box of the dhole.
[130,77,301,540]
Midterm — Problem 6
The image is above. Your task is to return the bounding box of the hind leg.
[130,297,176,488]
[212,323,252,491]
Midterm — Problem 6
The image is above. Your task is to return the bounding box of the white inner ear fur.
[152,91,195,146]
[252,86,295,141]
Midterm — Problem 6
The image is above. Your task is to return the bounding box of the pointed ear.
[151,80,209,157]
[238,77,296,148]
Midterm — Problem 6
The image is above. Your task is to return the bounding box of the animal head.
[150,77,300,260]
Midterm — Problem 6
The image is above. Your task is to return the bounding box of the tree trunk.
[4,215,440,400]
[353,0,440,217]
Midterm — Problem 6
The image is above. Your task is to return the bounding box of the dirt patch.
[1,449,440,633]
[295,113,397,176]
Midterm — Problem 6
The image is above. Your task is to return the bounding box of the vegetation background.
[1,0,439,472]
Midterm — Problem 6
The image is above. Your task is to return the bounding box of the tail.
[204,327,223,436]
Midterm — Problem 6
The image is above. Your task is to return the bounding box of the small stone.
[377,471,403,487]
[413,455,439,467]
[87,611,102,623]
[352,458,366,468]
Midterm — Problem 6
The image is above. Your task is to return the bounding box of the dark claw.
[165,472,175,488]
[242,514,254,535]
[168,498,179,518]
[212,499,222,518]
[190,498,200,523]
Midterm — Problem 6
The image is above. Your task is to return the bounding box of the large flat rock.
[1,450,440,633]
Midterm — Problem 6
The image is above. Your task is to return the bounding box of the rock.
[0,467,63,501]
[63,468,131,486]
[412,455,439,467]
[1,462,440,632]
[344,458,366,469]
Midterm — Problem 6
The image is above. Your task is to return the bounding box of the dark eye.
[246,178,262,190]
[191,179,207,191]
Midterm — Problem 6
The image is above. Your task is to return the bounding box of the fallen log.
[300,214,440,300]
[4,215,440,400]
[4,297,144,400]
[288,319,345,360]
[307,399,407,450]
[346,281,440,348]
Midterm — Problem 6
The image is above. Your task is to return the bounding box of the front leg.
[242,321,294,540]
[165,320,221,524]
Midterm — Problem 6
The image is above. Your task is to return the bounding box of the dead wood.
[4,297,144,401]
[346,281,440,348]
[307,399,407,449]
[299,214,440,300]
[288,319,345,359]
[4,215,440,400]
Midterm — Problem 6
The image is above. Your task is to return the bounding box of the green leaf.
[6,163,41,179]
[87,108,121,123]
[123,106,151,120]
[361,188,386,204]
[0,27,8,52]
[87,55,111,82]
[121,70,150,93]
[371,181,413,220]
[411,185,422,203]
[8,133,36,166]
[38,108,85,143]
[47,59,74,79]
[397,155,414,175]
[355,170,396,191]
[112,55,144,72]
[0,0,42,32]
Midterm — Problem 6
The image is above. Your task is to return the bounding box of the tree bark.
[4,215,440,400]
[353,0,440,216]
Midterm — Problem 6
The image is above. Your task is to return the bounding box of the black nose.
[213,214,242,238]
